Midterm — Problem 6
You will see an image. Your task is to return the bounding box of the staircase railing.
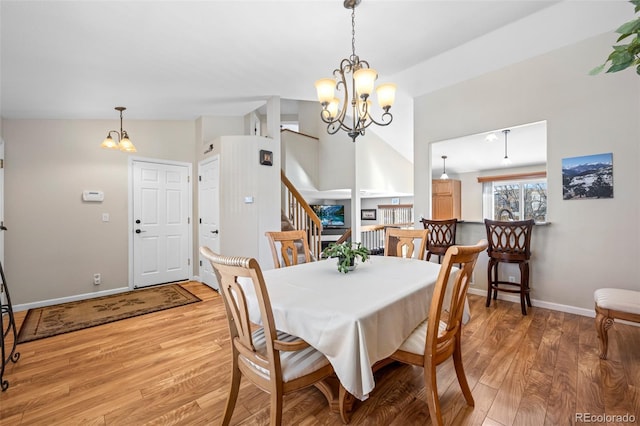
[334,224,387,255]
[281,170,323,259]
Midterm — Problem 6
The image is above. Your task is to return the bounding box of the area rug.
[17,284,201,343]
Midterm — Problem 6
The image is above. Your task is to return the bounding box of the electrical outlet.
[93,273,101,285]
[508,276,516,283]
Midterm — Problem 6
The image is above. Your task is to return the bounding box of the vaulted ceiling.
[0,0,630,163]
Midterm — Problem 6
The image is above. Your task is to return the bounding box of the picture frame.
[562,152,613,200]
[259,149,273,166]
[361,209,377,220]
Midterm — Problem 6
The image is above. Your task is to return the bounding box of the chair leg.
[519,263,528,315]
[424,362,444,426]
[270,390,283,425]
[486,260,494,307]
[595,308,614,360]
[221,358,242,426]
[453,334,474,407]
[524,263,532,307]
[493,261,500,300]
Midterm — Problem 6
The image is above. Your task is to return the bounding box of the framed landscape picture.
[562,153,613,200]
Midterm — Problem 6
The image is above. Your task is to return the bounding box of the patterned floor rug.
[17,284,201,343]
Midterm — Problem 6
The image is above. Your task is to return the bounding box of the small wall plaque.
[259,150,273,166]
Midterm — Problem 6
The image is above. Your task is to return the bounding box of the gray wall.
[414,33,640,312]
[2,119,196,304]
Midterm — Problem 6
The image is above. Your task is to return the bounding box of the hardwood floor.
[1,282,638,425]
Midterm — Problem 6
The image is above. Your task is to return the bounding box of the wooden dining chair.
[390,240,488,426]
[265,230,313,269]
[383,227,429,260]
[199,247,333,425]
[421,218,458,264]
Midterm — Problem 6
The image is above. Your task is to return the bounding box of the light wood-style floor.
[1,281,638,425]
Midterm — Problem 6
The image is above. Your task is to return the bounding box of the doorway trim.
[127,156,193,289]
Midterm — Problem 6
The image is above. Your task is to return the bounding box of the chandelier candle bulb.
[315,78,336,104]
[376,83,396,109]
[354,68,377,97]
[327,98,340,119]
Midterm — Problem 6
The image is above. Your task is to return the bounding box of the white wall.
[414,33,640,312]
[296,99,414,195]
[206,135,281,269]
[281,130,319,191]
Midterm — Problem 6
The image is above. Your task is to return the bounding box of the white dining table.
[238,255,470,401]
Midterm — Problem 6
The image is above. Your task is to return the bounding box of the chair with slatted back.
[265,230,313,269]
[484,219,535,315]
[383,227,429,260]
[390,240,488,426]
[199,247,334,425]
[421,218,457,264]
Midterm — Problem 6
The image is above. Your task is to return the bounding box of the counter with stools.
[484,219,535,315]
[420,218,457,264]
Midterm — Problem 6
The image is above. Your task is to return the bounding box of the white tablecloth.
[239,256,470,400]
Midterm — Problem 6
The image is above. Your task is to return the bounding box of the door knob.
[211,230,219,234]
[135,229,146,234]
[135,219,141,224]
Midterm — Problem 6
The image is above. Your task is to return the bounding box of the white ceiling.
[431,120,548,176]
[0,0,631,165]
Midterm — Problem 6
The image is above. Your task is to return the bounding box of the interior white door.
[198,156,220,290]
[132,160,191,288]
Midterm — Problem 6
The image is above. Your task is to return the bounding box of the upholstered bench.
[594,288,640,359]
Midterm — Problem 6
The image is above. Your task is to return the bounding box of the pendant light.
[314,0,396,142]
[502,129,512,165]
[440,155,449,180]
[100,106,137,153]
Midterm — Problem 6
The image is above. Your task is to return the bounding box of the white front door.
[198,156,220,290]
[132,159,191,288]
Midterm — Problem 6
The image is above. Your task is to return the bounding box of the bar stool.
[484,219,534,315]
[421,218,457,263]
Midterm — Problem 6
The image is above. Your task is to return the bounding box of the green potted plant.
[590,0,640,76]
[322,241,370,273]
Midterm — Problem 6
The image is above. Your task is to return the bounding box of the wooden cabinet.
[432,179,461,220]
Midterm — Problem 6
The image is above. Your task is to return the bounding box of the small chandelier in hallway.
[100,106,137,153]
[314,0,396,142]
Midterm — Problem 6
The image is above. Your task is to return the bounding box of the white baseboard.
[467,287,639,327]
[468,287,597,317]
[13,286,131,312]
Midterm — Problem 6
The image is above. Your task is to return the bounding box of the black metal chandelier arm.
[326,122,343,136]
[106,130,121,141]
[363,110,393,127]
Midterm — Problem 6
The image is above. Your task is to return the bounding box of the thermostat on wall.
[82,190,104,202]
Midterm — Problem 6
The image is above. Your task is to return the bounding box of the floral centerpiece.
[322,241,370,273]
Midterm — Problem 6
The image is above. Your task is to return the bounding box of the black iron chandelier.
[314,0,396,142]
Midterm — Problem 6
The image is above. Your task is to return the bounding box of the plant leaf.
[616,18,640,34]
[607,59,635,73]
[589,64,606,75]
